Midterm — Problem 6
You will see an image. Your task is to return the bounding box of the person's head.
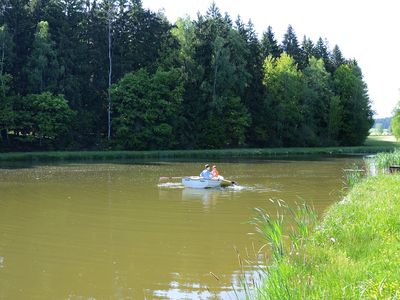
[212,165,216,170]
[205,164,210,169]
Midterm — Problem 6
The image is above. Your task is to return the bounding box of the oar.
[221,179,237,186]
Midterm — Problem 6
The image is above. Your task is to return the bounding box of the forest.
[0,0,374,151]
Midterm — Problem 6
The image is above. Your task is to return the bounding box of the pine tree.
[281,25,305,69]
[2,0,35,94]
[236,19,265,146]
[313,37,333,73]
[56,0,88,109]
[187,4,250,148]
[25,21,60,93]
[261,26,281,59]
[330,44,346,71]
[301,35,314,58]
[333,62,373,145]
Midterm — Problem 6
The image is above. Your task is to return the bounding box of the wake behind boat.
[182,176,235,189]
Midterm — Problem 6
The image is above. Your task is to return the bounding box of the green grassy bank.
[0,136,399,162]
[255,174,400,299]
[364,135,399,147]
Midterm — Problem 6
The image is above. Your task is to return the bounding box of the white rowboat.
[181,176,234,189]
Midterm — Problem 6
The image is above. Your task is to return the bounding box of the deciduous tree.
[15,92,75,147]
[111,68,183,150]
[391,101,400,140]
[302,57,332,145]
[263,53,304,146]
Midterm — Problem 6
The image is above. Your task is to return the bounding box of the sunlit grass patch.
[364,135,399,147]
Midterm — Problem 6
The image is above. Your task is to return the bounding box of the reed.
[343,164,366,187]
[373,149,400,170]
[235,200,318,299]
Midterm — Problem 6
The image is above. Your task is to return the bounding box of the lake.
[0,156,363,299]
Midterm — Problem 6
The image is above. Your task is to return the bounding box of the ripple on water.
[226,183,280,193]
[157,181,278,193]
[157,182,184,189]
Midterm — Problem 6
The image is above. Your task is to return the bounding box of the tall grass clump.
[237,200,318,299]
[248,175,400,299]
[343,164,366,187]
[373,149,400,171]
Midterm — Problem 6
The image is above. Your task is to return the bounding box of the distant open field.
[364,135,399,147]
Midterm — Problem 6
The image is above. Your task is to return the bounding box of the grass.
[0,136,399,162]
[343,164,366,187]
[248,165,400,298]
[373,149,400,171]
[364,135,399,147]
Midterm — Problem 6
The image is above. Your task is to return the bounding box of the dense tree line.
[0,0,373,151]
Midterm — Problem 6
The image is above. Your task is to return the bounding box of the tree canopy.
[0,1,374,151]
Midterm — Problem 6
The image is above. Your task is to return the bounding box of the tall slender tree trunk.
[0,27,9,145]
[0,29,4,78]
[107,1,112,140]
[212,48,220,103]
[212,63,218,101]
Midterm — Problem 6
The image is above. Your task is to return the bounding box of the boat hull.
[182,176,230,189]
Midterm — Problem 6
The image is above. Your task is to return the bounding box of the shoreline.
[0,145,398,163]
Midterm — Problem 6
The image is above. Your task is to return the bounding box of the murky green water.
[0,156,362,299]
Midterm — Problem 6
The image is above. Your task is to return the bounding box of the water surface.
[0,157,362,299]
